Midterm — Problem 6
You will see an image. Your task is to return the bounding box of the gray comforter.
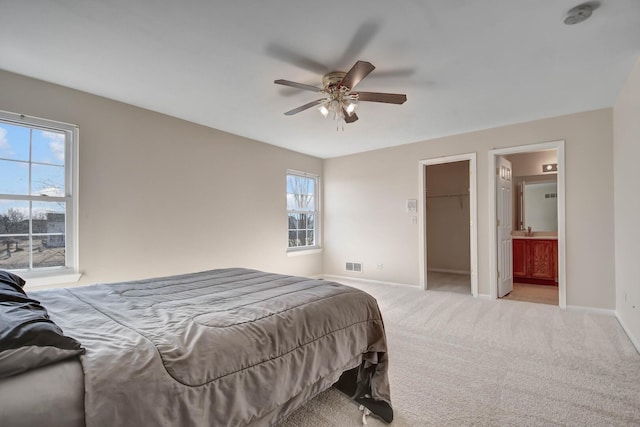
[36,268,392,426]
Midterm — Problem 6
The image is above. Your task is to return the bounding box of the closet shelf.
[426,193,469,198]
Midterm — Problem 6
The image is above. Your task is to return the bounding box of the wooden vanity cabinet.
[512,238,558,285]
[512,239,528,278]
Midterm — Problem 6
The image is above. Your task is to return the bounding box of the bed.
[0,268,393,426]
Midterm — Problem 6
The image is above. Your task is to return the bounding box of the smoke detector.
[564,3,597,25]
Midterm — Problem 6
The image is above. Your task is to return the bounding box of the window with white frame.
[286,171,319,250]
[0,111,79,281]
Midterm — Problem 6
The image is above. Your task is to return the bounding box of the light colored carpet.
[426,271,471,295]
[279,282,640,426]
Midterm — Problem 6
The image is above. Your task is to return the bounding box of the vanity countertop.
[512,234,558,240]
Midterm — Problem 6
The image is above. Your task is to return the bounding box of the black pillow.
[0,271,84,379]
[0,270,26,289]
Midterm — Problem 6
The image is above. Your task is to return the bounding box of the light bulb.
[319,105,329,117]
[345,102,356,115]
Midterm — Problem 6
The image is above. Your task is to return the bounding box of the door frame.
[488,141,566,308]
[419,153,478,297]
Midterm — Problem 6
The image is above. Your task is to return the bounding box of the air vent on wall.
[346,262,363,273]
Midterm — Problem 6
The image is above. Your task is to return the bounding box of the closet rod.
[426,193,469,199]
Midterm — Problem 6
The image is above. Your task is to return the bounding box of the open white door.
[496,156,513,297]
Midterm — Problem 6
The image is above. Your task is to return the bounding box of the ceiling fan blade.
[266,44,329,74]
[353,91,407,104]
[342,107,359,123]
[367,67,416,79]
[336,21,381,67]
[340,60,375,90]
[284,99,326,116]
[274,79,324,93]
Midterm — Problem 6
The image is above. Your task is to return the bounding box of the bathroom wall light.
[542,163,558,172]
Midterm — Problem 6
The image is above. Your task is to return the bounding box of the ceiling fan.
[274,60,407,127]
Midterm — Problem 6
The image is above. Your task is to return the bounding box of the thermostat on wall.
[406,199,417,213]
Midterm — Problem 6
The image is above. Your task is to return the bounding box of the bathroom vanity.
[512,236,558,285]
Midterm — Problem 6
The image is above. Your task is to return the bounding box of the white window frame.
[0,111,80,286]
[286,170,321,253]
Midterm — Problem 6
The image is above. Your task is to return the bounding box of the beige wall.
[0,70,323,285]
[613,57,640,346]
[324,109,615,309]
[0,70,622,312]
[507,150,558,177]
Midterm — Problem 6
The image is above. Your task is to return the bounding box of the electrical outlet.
[376,264,383,269]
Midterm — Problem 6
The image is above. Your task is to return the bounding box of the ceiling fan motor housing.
[322,71,347,89]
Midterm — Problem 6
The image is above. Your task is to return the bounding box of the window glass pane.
[298,213,307,229]
[0,236,29,270]
[32,163,65,196]
[287,175,315,211]
[0,123,30,161]
[0,201,29,270]
[0,160,29,195]
[306,231,315,246]
[32,201,66,236]
[33,237,65,269]
[31,202,66,269]
[288,230,297,247]
[288,213,299,230]
[0,201,29,235]
[296,230,307,247]
[32,130,65,166]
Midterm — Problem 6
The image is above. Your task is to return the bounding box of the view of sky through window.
[286,173,317,249]
[1,121,67,270]
[0,122,65,207]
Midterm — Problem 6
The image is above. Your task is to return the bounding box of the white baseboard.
[427,268,471,275]
[615,311,640,354]
[322,274,420,289]
[565,305,616,316]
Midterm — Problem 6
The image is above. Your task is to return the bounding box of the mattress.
[0,357,84,427]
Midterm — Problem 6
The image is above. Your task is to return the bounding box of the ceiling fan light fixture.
[345,100,358,115]
[318,104,329,117]
[332,101,343,121]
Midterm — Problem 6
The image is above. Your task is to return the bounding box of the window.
[0,111,79,284]
[287,171,319,251]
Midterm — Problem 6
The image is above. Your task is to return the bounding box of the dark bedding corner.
[0,271,84,380]
[28,268,393,426]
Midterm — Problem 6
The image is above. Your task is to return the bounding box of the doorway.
[488,141,566,308]
[419,153,478,297]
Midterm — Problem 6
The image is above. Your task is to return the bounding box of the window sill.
[17,269,82,289]
[286,248,323,257]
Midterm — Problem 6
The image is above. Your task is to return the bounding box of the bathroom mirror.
[519,180,558,231]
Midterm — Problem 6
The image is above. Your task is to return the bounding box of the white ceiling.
[1,1,639,158]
